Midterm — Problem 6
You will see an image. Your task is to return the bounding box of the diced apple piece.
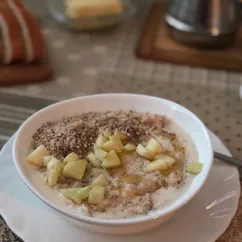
[136,144,154,160]
[113,129,126,140]
[146,154,176,172]
[88,185,105,204]
[92,174,109,186]
[27,145,50,167]
[120,175,141,184]
[42,155,53,167]
[47,168,60,187]
[154,154,162,160]
[61,186,91,204]
[48,158,63,169]
[124,143,136,152]
[146,138,163,154]
[63,152,79,164]
[94,145,107,162]
[102,150,121,168]
[156,136,174,152]
[187,161,203,175]
[103,129,112,138]
[109,135,122,142]
[63,159,87,181]
[96,134,109,147]
[47,160,63,187]
[154,153,175,162]
[102,138,124,153]
[87,152,101,167]
[61,188,81,203]
[78,186,91,200]
[47,157,61,169]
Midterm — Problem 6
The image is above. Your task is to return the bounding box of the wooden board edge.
[135,2,164,59]
[0,61,53,86]
[152,45,242,72]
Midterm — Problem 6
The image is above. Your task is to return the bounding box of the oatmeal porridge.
[26,110,203,219]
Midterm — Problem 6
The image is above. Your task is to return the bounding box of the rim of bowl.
[13,93,213,226]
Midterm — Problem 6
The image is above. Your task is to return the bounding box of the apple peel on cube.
[94,145,107,162]
[61,186,91,204]
[87,152,102,167]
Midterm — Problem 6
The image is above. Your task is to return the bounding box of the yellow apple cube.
[102,150,121,168]
[146,154,176,172]
[103,129,112,138]
[187,161,203,175]
[47,160,63,187]
[88,185,105,204]
[27,145,50,167]
[113,129,126,140]
[124,143,136,152]
[63,152,79,164]
[42,155,53,167]
[146,138,163,154]
[61,186,91,204]
[61,188,81,204]
[87,152,101,167]
[96,134,109,148]
[136,144,154,160]
[94,145,107,162]
[92,174,109,186]
[102,138,124,153]
[63,159,87,181]
[47,158,63,169]
[47,168,60,187]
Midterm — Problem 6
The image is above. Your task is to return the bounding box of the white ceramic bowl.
[13,94,213,235]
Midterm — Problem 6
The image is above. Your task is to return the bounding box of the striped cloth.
[0,89,59,149]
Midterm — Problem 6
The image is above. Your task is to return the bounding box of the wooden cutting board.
[0,59,52,86]
[136,2,242,72]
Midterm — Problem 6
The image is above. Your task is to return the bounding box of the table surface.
[0,1,241,241]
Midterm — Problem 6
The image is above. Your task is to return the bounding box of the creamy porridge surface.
[27,110,199,219]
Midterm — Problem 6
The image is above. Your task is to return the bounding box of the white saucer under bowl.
[0,132,240,242]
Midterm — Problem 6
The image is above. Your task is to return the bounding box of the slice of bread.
[7,0,45,63]
[0,2,25,64]
[65,0,123,19]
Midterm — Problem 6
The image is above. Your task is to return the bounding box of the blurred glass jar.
[45,0,136,30]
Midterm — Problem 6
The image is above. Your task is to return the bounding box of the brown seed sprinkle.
[32,111,168,159]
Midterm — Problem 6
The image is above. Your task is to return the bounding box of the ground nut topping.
[32,111,166,159]
[29,110,199,219]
